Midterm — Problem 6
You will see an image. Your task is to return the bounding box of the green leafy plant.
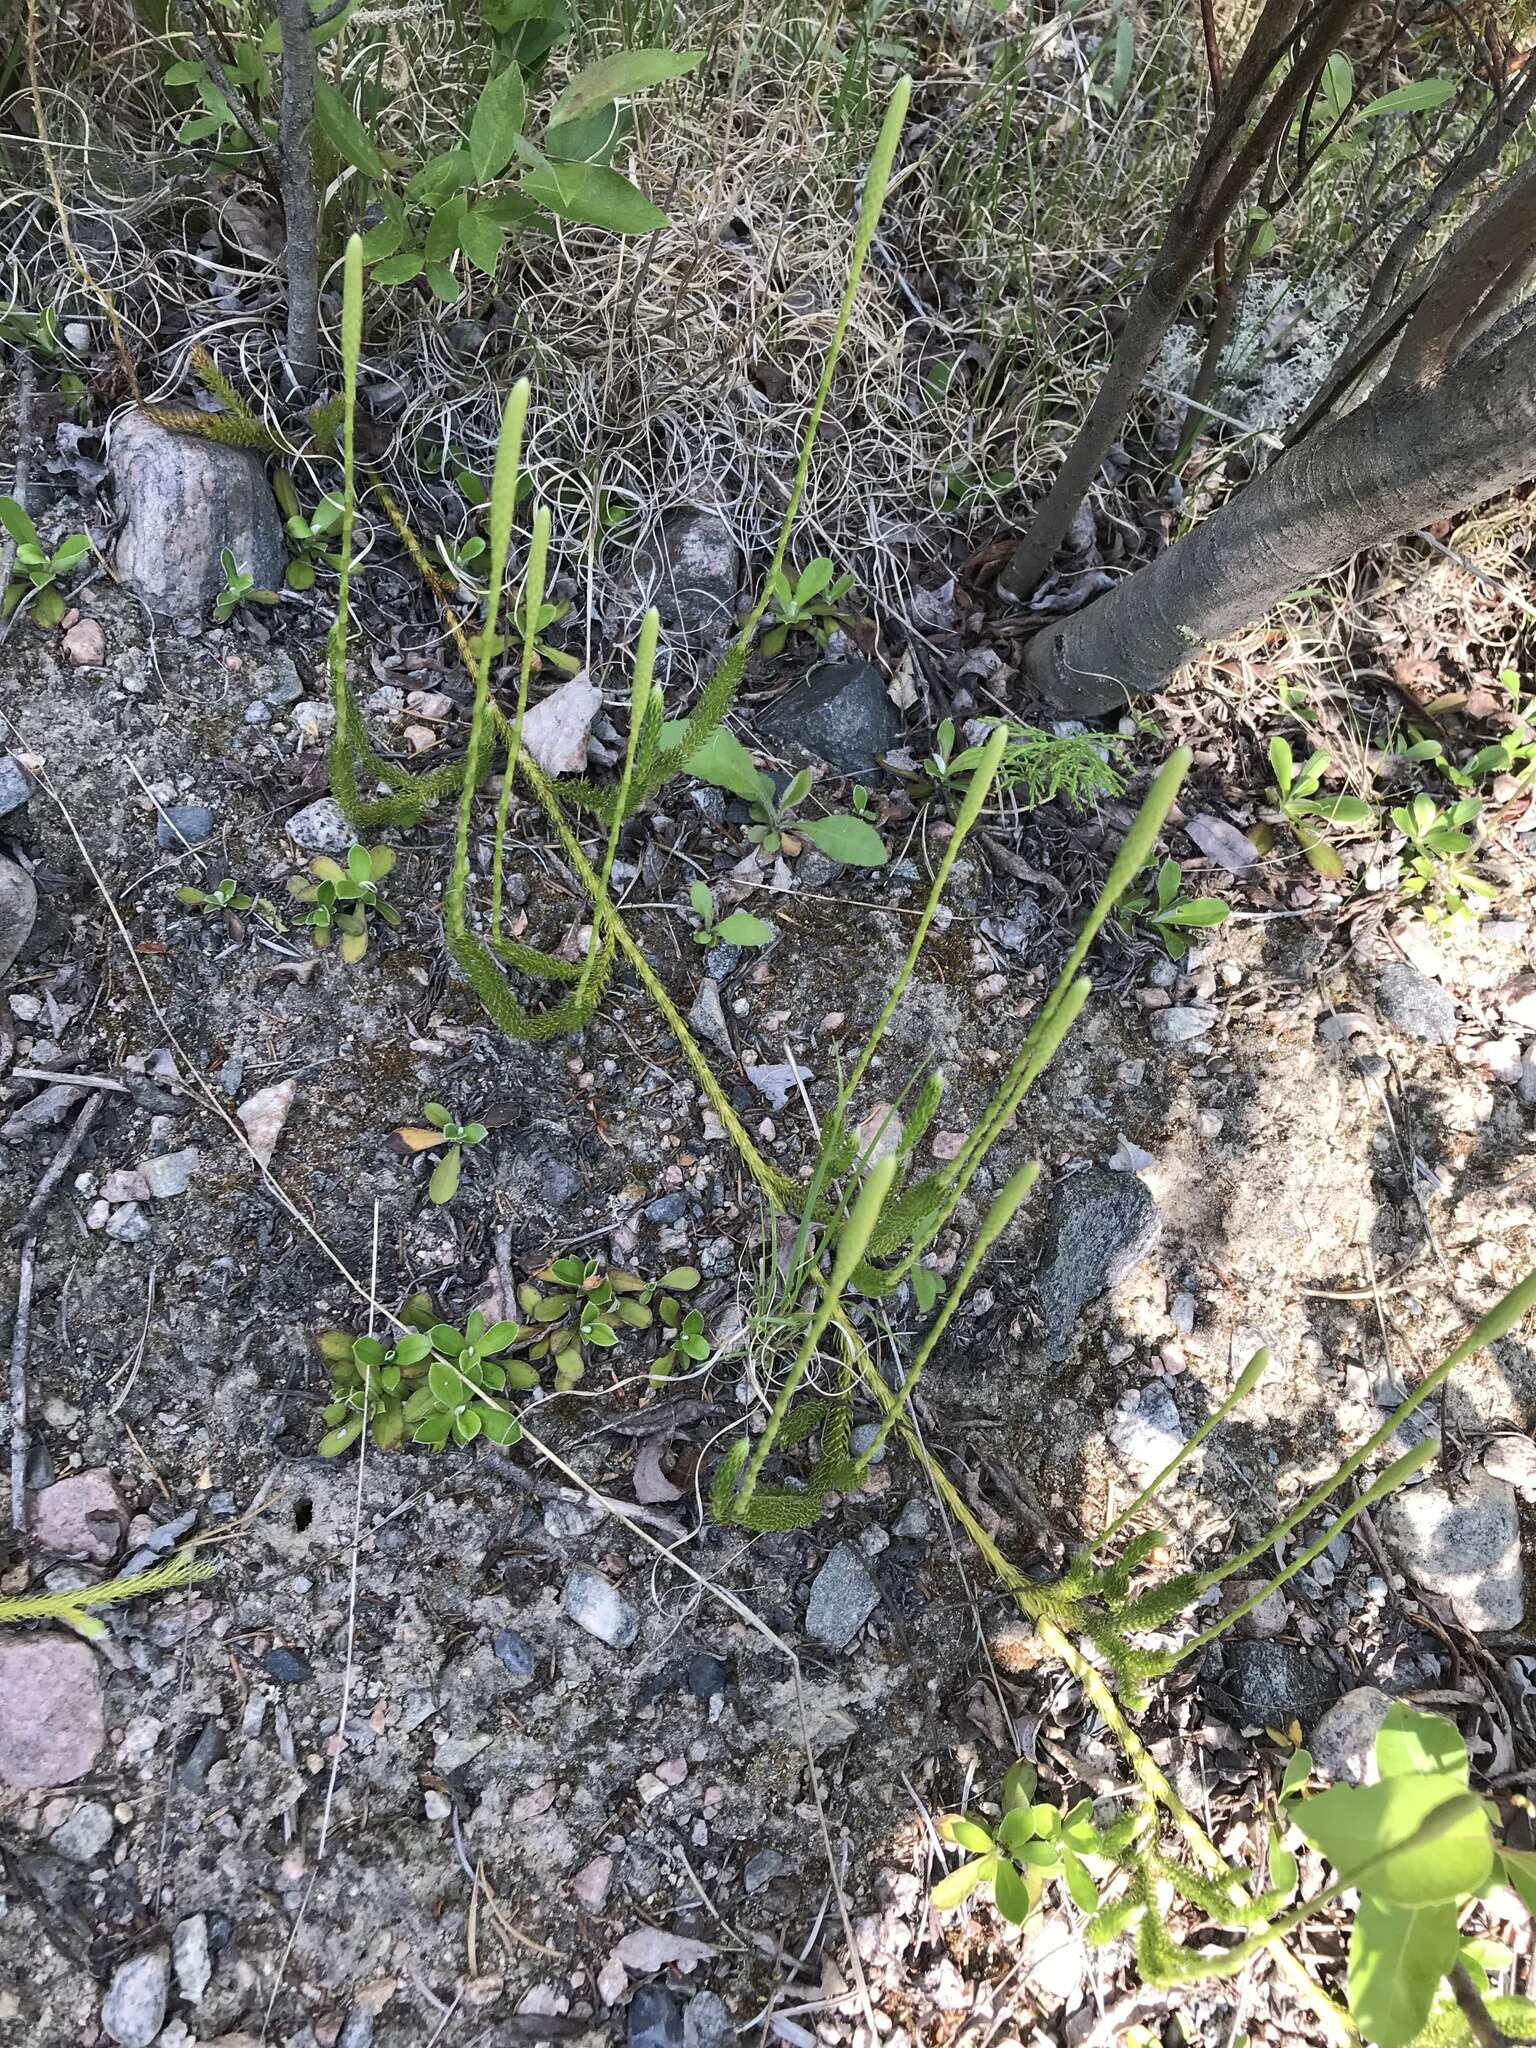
[1390,792,1493,925]
[688,880,774,949]
[288,843,400,961]
[677,730,888,867]
[213,546,280,623]
[317,1304,531,1456]
[515,1257,701,1391]
[1118,857,1231,959]
[175,875,283,927]
[759,558,856,656]
[650,1297,711,1385]
[1262,737,1375,877]
[0,497,89,628]
[409,1102,489,1204]
[273,474,344,592]
[920,717,1128,813]
[1397,672,1536,798]
[933,1758,1116,1921]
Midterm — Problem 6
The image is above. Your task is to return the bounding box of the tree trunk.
[277,0,320,392]
[1025,325,1536,715]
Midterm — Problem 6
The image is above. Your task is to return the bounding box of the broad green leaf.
[1062,1850,1099,1913]
[1268,734,1294,794]
[521,160,667,234]
[0,497,39,550]
[358,215,403,261]
[657,1266,699,1290]
[801,814,888,867]
[1347,1894,1457,2048]
[1359,77,1457,119]
[997,1806,1037,1853]
[689,879,714,920]
[1375,1705,1467,1784]
[427,1359,465,1407]
[479,1406,522,1445]
[549,47,702,128]
[458,205,506,278]
[1295,1778,1492,1904]
[942,1816,994,1855]
[912,1265,944,1312]
[469,63,527,182]
[163,58,205,86]
[406,150,474,201]
[1280,1748,1313,1799]
[372,251,423,285]
[993,1856,1031,1924]
[1163,898,1230,927]
[713,910,775,946]
[413,1409,454,1446]
[426,193,468,264]
[394,1331,432,1365]
[476,1320,520,1355]
[429,1144,463,1204]
[931,1856,993,1911]
[669,724,768,804]
[1001,1760,1038,1812]
[425,262,462,303]
[314,79,385,178]
[545,103,621,166]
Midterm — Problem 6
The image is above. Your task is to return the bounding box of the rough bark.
[998,0,1367,600]
[277,0,321,392]
[1025,323,1536,715]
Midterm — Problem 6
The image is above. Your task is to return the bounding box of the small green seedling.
[932,1760,1110,1924]
[676,726,887,866]
[919,717,1127,812]
[650,1297,710,1385]
[1263,737,1375,877]
[1397,670,1536,795]
[318,1300,533,1454]
[419,1101,489,1204]
[175,875,283,927]
[516,1258,701,1390]
[214,547,280,623]
[688,880,774,949]
[1391,792,1494,925]
[1119,858,1230,960]
[273,475,344,591]
[0,496,90,628]
[760,558,855,656]
[289,844,400,961]
[436,530,489,592]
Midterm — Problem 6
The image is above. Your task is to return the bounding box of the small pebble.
[561,1568,639,1650]
[101,1947,170,2048]
[493,1629,536,1679]
[243,700,271,725]
[260,1644,313,1685]
[105,1202,151,1244]
[685,1652,729,1700]
[155,805,215,849]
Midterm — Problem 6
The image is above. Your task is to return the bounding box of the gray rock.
[0,753,35,818]
[0,852,38,981]
[687,977,733,1058]
[243,699,271,725]
[1482,1433,1536,1497]
[261,1643,313,1684]
[760,660,900,777]
[493,1629,536,1680]
[1310,1686,1393,1785]
[686,1652,728,1700]
[1108,1385,1185,1483]
[893,1500,929,1541]
[703,941,741,983]
[173,1912,212,2005]
[683,1990,734,2048]
[101,1946,170,2048]
[155,804,215,849]
[645,1191,688,1226]
[0,1634,104,1788]
[31,1469,127,1563]
[562,1568,640,1649]
[338,2007,374,2048]
[849,1422,886,1465]
[142,1147,200,1199]
[1214,1640,1338,1730]
[1380,1468,1524,1632]
[805,1541,880,1649]
[285,796,356,854]
[1375,962,1457,1045]
[50,1799,114,1863]
[2,1080,85,1140]
[111,409,284,616]
[265,652,304,705]
[1520,1043,1536,1109]
[629,1984,684,2048]
[1150,1005,1216,1047]
[176,1718,227,1792]
[635,508,740,636]
[106,1202,151,1244]
[1036,1165,1161,1361]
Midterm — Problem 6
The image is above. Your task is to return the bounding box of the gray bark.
[277,0,320,392]
[1025,324,1536,715]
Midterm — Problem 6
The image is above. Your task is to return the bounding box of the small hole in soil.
[292,1498,313,1532]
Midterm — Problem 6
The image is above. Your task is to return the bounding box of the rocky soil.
[0,439,1534,2047]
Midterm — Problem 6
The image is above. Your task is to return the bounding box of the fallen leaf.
[886,647,920,711]
[237,1077,296,1170]
[609,1929,717,1973]
[521,675,602,776]
[632,1438,682,1505]
[1107,1134,1156,1173]
[395,1125,447,1154]
[1185,813,1258,874]
[745,1058,813,1111]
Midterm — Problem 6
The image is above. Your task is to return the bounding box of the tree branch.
[1385,150,1536,392]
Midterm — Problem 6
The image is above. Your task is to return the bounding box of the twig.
[1450,1963,1513,2048]
[9,1236,36,1532]
[169,0,275,168]
[10,1090,108,1242]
